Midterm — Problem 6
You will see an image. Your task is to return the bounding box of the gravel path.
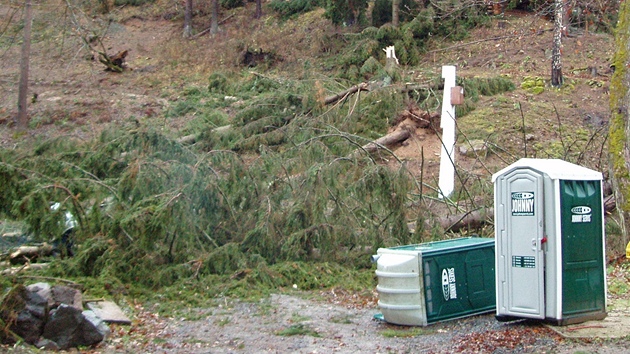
[98,291,630,354]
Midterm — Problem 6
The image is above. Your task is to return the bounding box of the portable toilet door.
[493,163,546,320]
[493,158,607,325]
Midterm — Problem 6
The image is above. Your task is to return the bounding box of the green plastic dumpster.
[493,158,607,325]
[373,237,495,326]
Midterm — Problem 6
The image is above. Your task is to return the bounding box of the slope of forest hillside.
[1,1,629,352]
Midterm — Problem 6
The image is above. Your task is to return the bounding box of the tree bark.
[9,243,54,265]
[255,0,262,19]
[349,127,411,159]
[551,0,564,87]
[184,0,193,38]
[392,0,399,27]
[608,0,630,251]
[210,0,219,34]
[16,0,32,131]
[324,82,369,105]
[439,208,493,233]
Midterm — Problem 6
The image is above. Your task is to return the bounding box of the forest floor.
[1,3,629,353]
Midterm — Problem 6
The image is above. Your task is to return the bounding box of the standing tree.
[16,0,33,131]
[609,0,630,250]
[184,0,193,38]
[255,0,262,19]
[392,0,399,27]
[211,0,219,34]
[551,0,564,87]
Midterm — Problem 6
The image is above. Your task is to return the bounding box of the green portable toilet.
[373,237,495,326]
[493,158,607,325]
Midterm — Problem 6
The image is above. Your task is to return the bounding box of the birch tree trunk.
[16,0,32,131]
[609,0,630,250]
[551,0,564,87]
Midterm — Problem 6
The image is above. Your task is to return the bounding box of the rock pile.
[1,282,110,350]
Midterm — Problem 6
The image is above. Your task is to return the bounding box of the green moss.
[520,76,546,94]
[609,0,630,211]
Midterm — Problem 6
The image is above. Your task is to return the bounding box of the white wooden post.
[438,66,456,199]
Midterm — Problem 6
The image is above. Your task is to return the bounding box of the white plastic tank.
[374,251,426,326]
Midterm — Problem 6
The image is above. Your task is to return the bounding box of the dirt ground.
[1,3,628,353]
[92,283,630,354]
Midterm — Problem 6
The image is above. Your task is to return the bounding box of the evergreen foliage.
[371,0,419,27]
[220,0,244,10]
[269,0,324,20]
[0,68,516,295]
[371,0,392,27]
[330,3,488,74]
[324,0,368,26]
[457,76,516,102]
[0,29,524,306]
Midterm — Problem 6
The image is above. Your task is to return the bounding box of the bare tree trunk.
[348,127,411,158]
[16,0,32,131]
[255,0,262,19]
[392,0,399,27]
[211,0,219,34]
[551,0,564,87]
[183,0,193,38]
[609,0,630,252]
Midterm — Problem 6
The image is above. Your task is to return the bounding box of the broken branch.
[324,83,370,105]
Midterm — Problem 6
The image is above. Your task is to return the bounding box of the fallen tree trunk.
[349,127,411,159]
[360,128,411,153]
[324,83,370,105]
[1,263,50,276]
[9,243,53,265]
[177,124,232,145]
[439,208,494,233]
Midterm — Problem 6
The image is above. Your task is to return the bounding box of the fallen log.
[439,208,494,233]
[324,83,370,105]
[349,127,411,159]
[361,128,411,153]
[1,262,50,275]
[9,243,53,265]
[191,14,235,39]
[177,124,232,145]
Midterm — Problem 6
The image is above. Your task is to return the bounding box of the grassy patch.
[216,317,231,326]
[290,312,311,322]
[381,327,431,338]
[329,314,354,324]
[275,323,321,337]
